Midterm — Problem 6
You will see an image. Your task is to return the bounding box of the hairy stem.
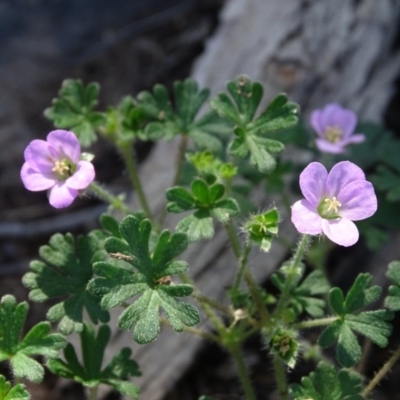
[160,317,220,343]
[89,182,131,213]
[357,338,373,375]
[158,134,189,226]
[88,386,98,400]
[273,355,289,400]
[232,243,252,292]
[171,134,188,189]
[362,343,400,397]
[275,234,311,318]
[118,141,154,222]
[193,292,233,316]
[293,316,338,330]
[227,342,257,400]
[244,267,272,329]
[225,220,242,259]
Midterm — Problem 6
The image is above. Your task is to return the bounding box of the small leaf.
[166,178,239,242]
[318,273,392,367]
[44,79,106,147]
[88,215,200,344]
[272,268,329,318]
[290,361,364,400]
[0,375,30,400]
[22,231,110,335]
[137,79,226,150]
[0,295,66,383]
[210,76,299,173]
[47,323,140,398]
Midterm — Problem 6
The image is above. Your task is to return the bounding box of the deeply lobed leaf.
[210,75,299,173]
[166,178,239,242]
[0,295,66,383]
[290,361,364,400]
[318,273,392,367]
[44,79,106,146]
[137,79,227,150]
[22,231,110,335]
[88,215,199,344]
[47,323,140,398]
[0,375,30,400]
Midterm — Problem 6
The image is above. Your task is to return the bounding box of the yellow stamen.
[324,126,343,143]
[324,197,341,213]
[52,160,70,176]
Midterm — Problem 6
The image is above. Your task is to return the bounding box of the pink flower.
[310,103,365,154]
[21,130,95,208]
[291,161,377,247]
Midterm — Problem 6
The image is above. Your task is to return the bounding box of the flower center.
[324,126,343,143]
[52,159,73,180]
[317,196,342,219]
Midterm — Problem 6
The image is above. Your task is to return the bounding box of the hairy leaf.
[0,375,30,400]
[88,215,200,344]
[47,323,140,398]
[44,79,106,146]
[0,295,66,383]
[318,273,392,367]
[22,231,110,335]
[210,75,299,172]
[290,361,364,400]
[166,178,239,242]
[137,79,229,150]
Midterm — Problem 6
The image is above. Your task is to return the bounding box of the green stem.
[244,267,273,329]
[362,343,400,397]
[172,134,188,188]
[275,234,311,318]
[225,220,242,259]
[159,134,188,226]
[194,292,233,316]
[293,316,338,330]
[227,342,257,400]
[89,182,131,213]
[118,141,154,222]
[232,243,252,291]
[88,386,98,400]
[160,317,220,343]
[273,355,289,400]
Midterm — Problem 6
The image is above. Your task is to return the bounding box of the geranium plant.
[2,76,400,400]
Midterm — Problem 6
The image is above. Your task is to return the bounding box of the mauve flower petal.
[338,180,377,220]
[315,139,345,154]
[291,200,322,235]
[24,139,54,171]
[325,161,365,197]
[341,134,365,145]
[49,182,78,208]
[66,160,95,190]
[21,163,56,191]
[331,109,357,138]
[321,218,359,247]
[47,130,81,163]
[320,104,342,128]
[310,110,324,136]
[299,162,328,206]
